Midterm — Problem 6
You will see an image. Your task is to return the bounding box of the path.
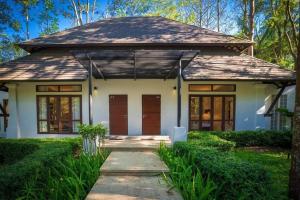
[85,136,183,200]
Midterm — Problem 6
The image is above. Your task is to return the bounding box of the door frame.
[142,94,161,135]
[109,94,128,135]
[188,95,236,131]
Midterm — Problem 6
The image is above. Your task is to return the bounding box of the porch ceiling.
[71,50,199,79]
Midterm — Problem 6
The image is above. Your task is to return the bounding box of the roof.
[0,51,87,81]
[19,16,252,52]
[184,53,296,81]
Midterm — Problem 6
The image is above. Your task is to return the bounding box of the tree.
[38,0,59,36]
[14,0,38,40]
[248,0,255,56]
[285,0,300,198]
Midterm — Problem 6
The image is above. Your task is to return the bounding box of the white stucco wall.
[5,80,276,138]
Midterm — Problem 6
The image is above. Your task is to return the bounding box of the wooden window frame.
[36,85,82,92]
[36,95,82,134]
[188,95,236,131]
[189,84,236,92]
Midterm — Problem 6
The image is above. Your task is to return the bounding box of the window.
[189,95,235,131]
[36,85,82,92]
[271,95,288,130]
[37,96,81,134]
[189,84,236,92]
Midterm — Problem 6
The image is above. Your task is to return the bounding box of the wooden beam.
[264,84,287,117]
[177,58,182,127]
[92,62,106,80]
[88,58,93,125]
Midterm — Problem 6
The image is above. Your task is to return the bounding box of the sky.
[6,0,109,39]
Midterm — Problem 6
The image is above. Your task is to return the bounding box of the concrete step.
[102,136,171,152]
[86,176,183,200]
[100,151,169,176]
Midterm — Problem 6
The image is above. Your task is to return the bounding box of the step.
[102,137,171,152]
[100,151,169,176]
[86,175,183,200]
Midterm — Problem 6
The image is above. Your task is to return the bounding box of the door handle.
[143,114,147,119]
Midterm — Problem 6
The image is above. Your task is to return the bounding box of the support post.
[88,58,93,125]
[177,59,182,127]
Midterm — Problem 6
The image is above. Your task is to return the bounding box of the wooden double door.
[109,95,161,135]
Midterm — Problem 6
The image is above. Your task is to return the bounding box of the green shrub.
[188,130,292,149]
[173,142,272,199]
[19,150,110,200]
[0,142,39,165]
[158,143,216,200]
[0,138,81,200]
[188,132,236,151]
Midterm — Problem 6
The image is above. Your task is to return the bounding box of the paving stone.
[85,176,183,200]
[100,151,169,176]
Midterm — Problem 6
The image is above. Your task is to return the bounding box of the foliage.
[188,130,292,149]
[188,131,236,151]
[214,130,292,149]
[19,150,109,200]
[78,123,107,140]
[0,138,81,199]
[172,142,272,199]
[234,149,291,200]
[158,143,216,200]
[0,141,38,165]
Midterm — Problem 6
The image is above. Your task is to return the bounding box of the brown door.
[142,95,161,135]
[109,95,128,135]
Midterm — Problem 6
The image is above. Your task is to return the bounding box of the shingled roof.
[0,50,87,81]
[184,53,295,81]
[19,16,252,52]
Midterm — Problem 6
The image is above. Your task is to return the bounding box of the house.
[0,16,295,139]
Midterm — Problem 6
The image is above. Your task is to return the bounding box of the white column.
[6,84,21,138]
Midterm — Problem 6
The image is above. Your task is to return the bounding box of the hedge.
[188,131,236,151]
[173,142,272,199]
[188,130,292,149]
[0,138,81,200]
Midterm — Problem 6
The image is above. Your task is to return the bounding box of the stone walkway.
[85,136,182,200]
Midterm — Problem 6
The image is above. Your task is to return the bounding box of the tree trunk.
[248,0,255,56]
[25,7,29,40]
[289,29,300,200]
[217,0,220,32]
[86,0,90,24]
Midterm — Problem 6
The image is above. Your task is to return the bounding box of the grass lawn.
[234,148,291,200]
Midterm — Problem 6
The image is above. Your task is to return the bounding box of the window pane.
[202,97,211,120]
[190,97,199,120]
[49,97,59,133]
[72,97,81,120]
[189,85,211,92]
[38,97,47,120]
[190,121,199,130]
[201,121,211,131]
[213,121,222,131]
[37,85,59,92]
[213,85,235,92]
[225,97,234,121]
[225,121,234,131]
[72,121,81,132]
[60,85,82,92]
[60,97,71,133]
[39,121,48,132]
[213,97,223,120]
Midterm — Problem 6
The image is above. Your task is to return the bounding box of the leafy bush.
[0,138,81,199]
[0,142,38,165]
[188,131,236,151]
[188,130,292,149]
[173,142,272,199]
[19,151,110,200]
[158,143,216,200]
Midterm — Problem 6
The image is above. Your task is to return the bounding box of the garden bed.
[0,138,109,200]
[159,130,291,200]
